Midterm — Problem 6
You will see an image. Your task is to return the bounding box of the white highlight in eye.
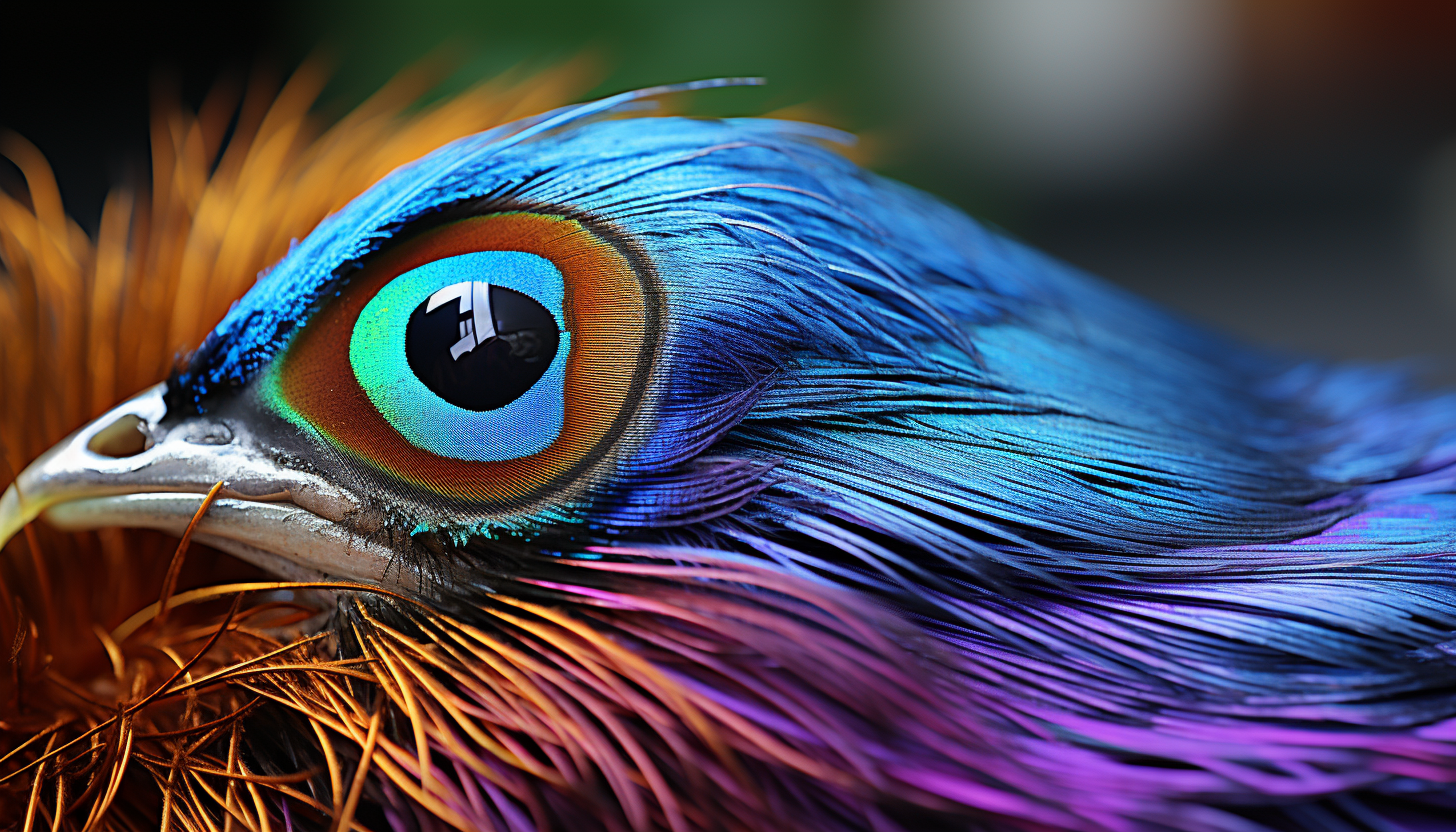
[426,281,498,360]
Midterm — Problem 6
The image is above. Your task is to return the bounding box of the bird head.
[6,77,1456,832]
[1,83,733,583]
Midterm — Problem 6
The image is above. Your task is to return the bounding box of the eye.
[351,251,569,461]
[260,211,657,510]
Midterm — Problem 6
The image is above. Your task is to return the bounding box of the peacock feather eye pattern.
[260,212,657,510]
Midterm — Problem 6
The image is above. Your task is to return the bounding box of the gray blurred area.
[4,0,1455,381]
[880,0,1456,383]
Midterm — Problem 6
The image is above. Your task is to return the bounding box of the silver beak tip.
[0,482,30,551]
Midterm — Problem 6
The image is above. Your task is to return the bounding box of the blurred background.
[4,0,1455,379]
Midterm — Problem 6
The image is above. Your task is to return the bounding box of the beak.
[0,384,412,587]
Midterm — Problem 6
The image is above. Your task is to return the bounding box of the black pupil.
[404,285,560,411]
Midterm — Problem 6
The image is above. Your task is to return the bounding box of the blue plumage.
[187,90,1456,545]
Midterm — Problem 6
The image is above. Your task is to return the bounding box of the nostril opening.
[87,413,153,458]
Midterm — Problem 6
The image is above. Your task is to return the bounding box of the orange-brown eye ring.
[261,211,659,511]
